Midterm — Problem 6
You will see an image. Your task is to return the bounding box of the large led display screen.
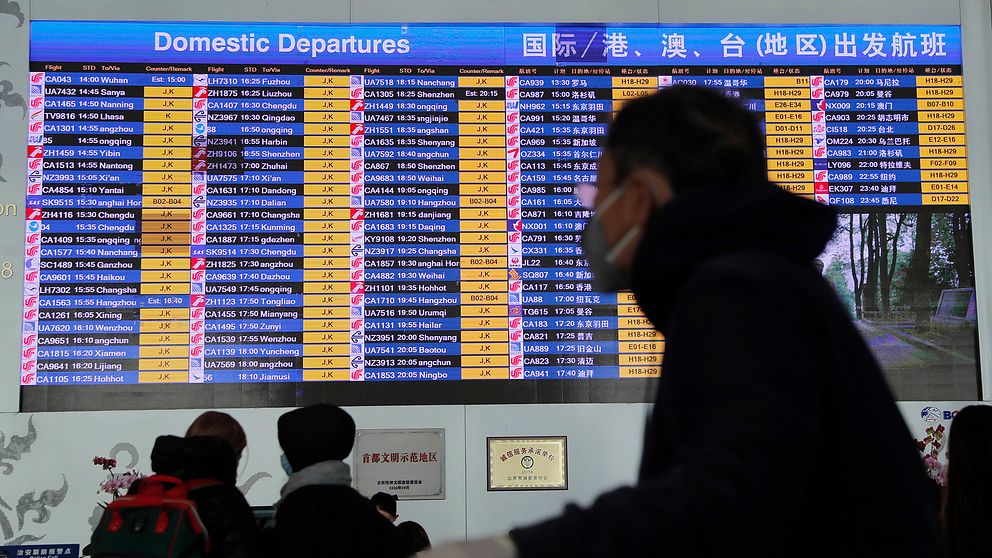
[20,22,979,405]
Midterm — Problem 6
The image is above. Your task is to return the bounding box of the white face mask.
[581,184,642,292]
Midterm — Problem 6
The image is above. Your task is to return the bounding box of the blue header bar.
[31,22,961,66]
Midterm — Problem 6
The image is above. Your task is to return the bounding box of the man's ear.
[625,168,673,216]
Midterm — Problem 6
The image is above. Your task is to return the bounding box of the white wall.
[0,405,649,546]
[1,0,990,550]
[0,401,973,548]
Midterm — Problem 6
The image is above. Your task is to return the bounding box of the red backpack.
[90,475,219,558]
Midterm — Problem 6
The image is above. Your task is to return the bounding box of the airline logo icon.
[507,76,519,87]
[508,135,519,147]
[191,258,206,270]
[815,182,829,194]
[351,123,364,135]
[506,112,519,123]
[506,88,519,100]
[815,193,829,204]
[350,282,365,295]
[27,158,42,170]
[350,369,364,381]
[193,86,208,98]
[350,87,364,99]
[191,294,206,307]
[508,123,519,135]
[350,135,364,147]
[30,97,43,108]
[351,99,364,111]
[814,146,826,158]
[194,98,207,110]
[812,111,825,123]
[194,74,207,85]
[351,293,364,306]
[23,308,37,320]
[351,159,363,171]
[29,121,42,133]
[21,373,36,385]
[350,111,364,123]
[815,170,828,181]
[811,87,824,100]
[811,76,824,87]
[510,368,522,379]
[30,72,44,84]
[351,75,363,86]
[27,183,41,195]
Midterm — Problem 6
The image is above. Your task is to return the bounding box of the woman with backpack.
[95,411,262,558]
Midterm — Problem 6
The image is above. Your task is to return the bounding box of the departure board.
[21,22,971,389]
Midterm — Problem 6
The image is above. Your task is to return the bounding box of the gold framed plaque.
[487,436,568,491]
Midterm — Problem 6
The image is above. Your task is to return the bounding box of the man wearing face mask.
[272,404,414,557]
[424,86,935,557]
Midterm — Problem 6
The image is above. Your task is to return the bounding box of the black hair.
[277,404,356,471]
[397,521,431,552]
[605,85,767,191]
[370,492,398,516]
[943,405,992,558]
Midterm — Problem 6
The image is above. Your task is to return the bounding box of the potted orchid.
[93,456,145,501]
[917,425,946,486]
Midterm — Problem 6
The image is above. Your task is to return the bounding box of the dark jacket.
[137,435,260,558]
[510,184,937,557]
[274,483,413,557]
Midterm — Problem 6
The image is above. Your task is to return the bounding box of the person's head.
[370,492,399,522]
[277,404,356,473]
[185,411,247,461]
[583,85,766,285]
[943,405,992,556]
[396,521,431,552]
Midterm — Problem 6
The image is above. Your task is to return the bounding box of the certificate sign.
[354,428,445,500]
[487,437,567,491]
